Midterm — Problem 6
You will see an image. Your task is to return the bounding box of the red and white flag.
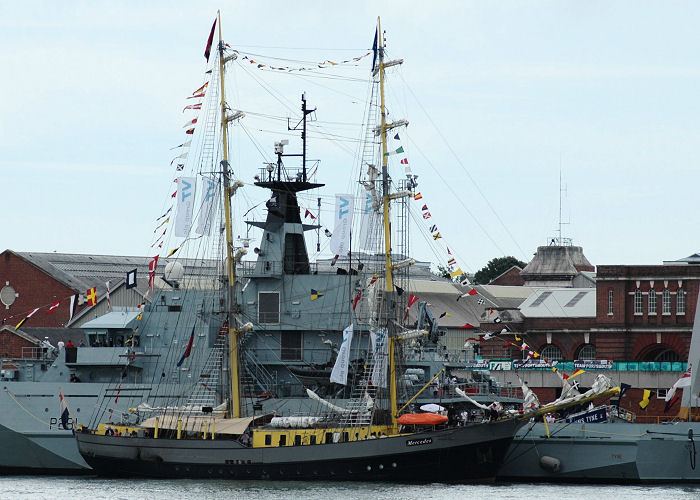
[666,366,692,402]
[148,255,159,290]
[46,301,60,314]
[105,280,111,312]
[182,103,202,112]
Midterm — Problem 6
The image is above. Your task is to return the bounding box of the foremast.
[216,11,242,419]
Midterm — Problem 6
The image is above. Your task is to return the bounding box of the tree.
[473,256,526,285]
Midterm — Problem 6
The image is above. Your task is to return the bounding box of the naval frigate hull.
[498,421,700,483]
[76,419,522,482]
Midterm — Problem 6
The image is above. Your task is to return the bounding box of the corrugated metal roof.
[519,288,596,318]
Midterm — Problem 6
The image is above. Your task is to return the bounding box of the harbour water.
[0,477,698,500]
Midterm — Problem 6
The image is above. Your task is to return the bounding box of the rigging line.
[403,138,510,258]
[4,388,51,425]
[234,60,298,116]
[399,73,529,262]
[231,48,369,61]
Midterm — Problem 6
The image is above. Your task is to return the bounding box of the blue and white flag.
[174,177,196,237]
[195,176,219,236]
[330,324,353,385]
[370,328,388,388]
[329,194,354,256]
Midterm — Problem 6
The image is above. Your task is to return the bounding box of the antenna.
[552,168,571,246]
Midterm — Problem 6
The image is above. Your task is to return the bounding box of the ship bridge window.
[281,331,302,361]
[259,292,280,324]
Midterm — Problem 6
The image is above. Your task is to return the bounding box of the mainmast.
[216,11,242,419]
[377,17,399,431]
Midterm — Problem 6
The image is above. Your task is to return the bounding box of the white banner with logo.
[370,327,388,388]
[329,194,354,256]
[175,177,196,237]
[195,176,218,236]
[357,191,376,252]
[330,324,354,385]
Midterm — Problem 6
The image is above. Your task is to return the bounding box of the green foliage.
[473,256,526,284]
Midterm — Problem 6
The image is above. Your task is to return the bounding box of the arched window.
[677,288,686,315]
[540,344,564,361]
[662,288,671,314]
[608,289,614,315]
[648,288,657,315]
[576,344,596,360]
[640,346,680,362]
[634,288,643,315]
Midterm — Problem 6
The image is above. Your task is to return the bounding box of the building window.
[259,292,280,324]
[634,288,643,315]
[662,288,671,315]
[648,288,657,315]
[576,344,596,360]
[540,345,563,361]
[608,289,614,315]
[677,288,686,315]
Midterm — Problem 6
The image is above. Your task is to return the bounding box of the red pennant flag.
[304,209,316,220]
[46,301,60,314]
[204,18,217,61]
[183,103,202,112]
[400,158,408,164]
[468,289,478,296]
[171,191,176,198]
[421,205,428,211]
[191,82,209,96]
[353,291,362,310]
[407,294,419,308]
[447,247,452,255]
[458,323,476,329]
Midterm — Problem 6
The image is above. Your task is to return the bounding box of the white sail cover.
[370,327,388,388]
[174,176,196,237]
[356,191,376,252]
[195,176,219,236]
[329,194,354,256]
[330,324,353,385]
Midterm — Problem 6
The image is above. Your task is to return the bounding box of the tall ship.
[0,13,528,475]
[74,13,529,482]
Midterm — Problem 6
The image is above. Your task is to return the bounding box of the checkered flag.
[477,298,485,305]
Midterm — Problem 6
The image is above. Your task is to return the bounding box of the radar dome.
[164,261,185,282]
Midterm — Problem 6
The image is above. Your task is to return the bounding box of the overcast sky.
[3,1,700,274]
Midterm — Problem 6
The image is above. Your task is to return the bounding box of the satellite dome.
[164,261,185,282]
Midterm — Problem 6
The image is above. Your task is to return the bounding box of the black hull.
[77,421,522,482]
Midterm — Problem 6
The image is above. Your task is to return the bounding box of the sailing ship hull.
[76,419,523,482]
[498,421,700,483]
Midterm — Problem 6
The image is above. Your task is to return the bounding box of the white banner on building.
[330,324,354,385]
[329,194,354,256]
[195,176,218,236]
[357,191,376,252]
[175,177,196,237]
[370,327,388,388]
